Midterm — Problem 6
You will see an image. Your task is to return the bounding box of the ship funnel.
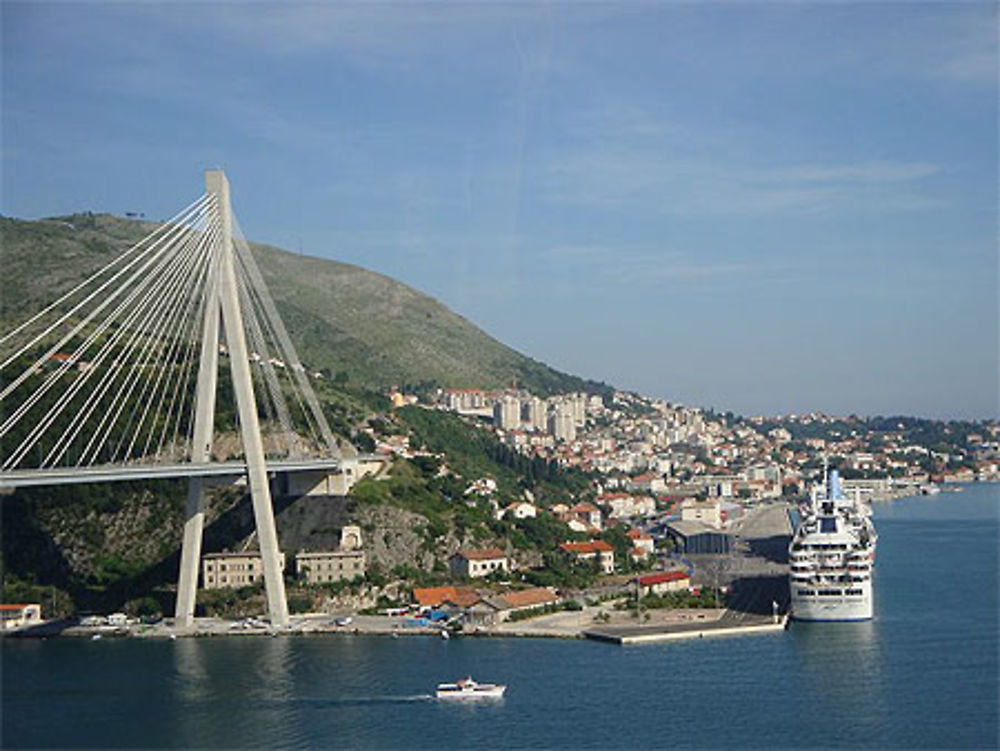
[830,469,842,500]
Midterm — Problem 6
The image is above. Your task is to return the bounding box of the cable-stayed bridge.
[0,171,365,628]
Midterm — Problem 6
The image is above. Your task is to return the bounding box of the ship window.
[820,518,837,533]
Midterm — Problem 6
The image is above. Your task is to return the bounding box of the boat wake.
[290,695,434,707]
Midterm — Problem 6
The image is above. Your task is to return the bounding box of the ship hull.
[790,582,872,621]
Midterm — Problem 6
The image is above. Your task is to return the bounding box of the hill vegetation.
[0,212,610,397]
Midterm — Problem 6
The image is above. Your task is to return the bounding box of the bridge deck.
[0,456,377,489]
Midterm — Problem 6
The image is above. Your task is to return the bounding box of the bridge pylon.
[174,170,289,628]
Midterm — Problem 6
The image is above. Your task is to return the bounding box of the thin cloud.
[543,147,944,217]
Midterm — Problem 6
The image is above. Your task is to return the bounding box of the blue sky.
[2,2,996,419]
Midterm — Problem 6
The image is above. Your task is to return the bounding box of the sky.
[2,1,997,420]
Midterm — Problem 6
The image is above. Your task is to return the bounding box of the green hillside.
[0,212,609,397]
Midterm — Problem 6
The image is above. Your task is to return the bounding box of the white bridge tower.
[174,170,289,628]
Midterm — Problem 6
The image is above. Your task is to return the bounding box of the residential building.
[202,551,287,589]
[497,501,538,521]
[567,502,602,531]
[523,397,548,431]
[549,403,576,442]
[627,529,655,555]
[450,548,509,578]
[493,395,521,430]
[559,540,616,574]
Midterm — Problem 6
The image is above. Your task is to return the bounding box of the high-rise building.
[548,403,576,442]
[571,393,587,427]
[493,395,521,429]
[523,397,547,431]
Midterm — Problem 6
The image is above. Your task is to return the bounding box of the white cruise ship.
[789,467,877,621]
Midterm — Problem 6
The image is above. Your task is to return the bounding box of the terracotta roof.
[569,502,600,513]
[637,571,690,586]
[560,540,614,554]
[443,588,483,608]
[499,587,559,609]
[413,586,458,607]
[456,547,506,561]
[0,604,34,611]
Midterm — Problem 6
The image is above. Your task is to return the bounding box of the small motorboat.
[436,676,506,700]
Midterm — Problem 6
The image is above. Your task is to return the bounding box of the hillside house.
[566,502,602,531]
[559,540,616,575]
[450,548,509,579]
[496,501,538,521]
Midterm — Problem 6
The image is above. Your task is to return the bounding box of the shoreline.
[4,607,790,644]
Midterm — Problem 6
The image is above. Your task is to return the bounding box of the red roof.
[413,587,456,607]
[637,571,690,586]
[0,603,34,611]
[444,589,483,608]
[560,540,614,554]
[597,492,630,501]
[456,547,506,561]
[499,587,559,609]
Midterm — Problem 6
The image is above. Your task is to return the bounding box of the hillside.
[0,212,609,397]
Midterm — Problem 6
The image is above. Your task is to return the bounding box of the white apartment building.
[493,395,521,430]
[523,397,548,431]
[549,404,576,442]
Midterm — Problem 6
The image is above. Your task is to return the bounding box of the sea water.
[3,485,997,749]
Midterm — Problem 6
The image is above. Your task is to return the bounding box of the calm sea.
[3,485,997,749]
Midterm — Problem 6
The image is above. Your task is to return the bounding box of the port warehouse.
[665,520,732,554]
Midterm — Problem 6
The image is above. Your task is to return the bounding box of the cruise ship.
[789,467,877,621]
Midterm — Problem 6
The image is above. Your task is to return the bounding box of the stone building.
[202,551,287,589]
[295,525,366,585]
